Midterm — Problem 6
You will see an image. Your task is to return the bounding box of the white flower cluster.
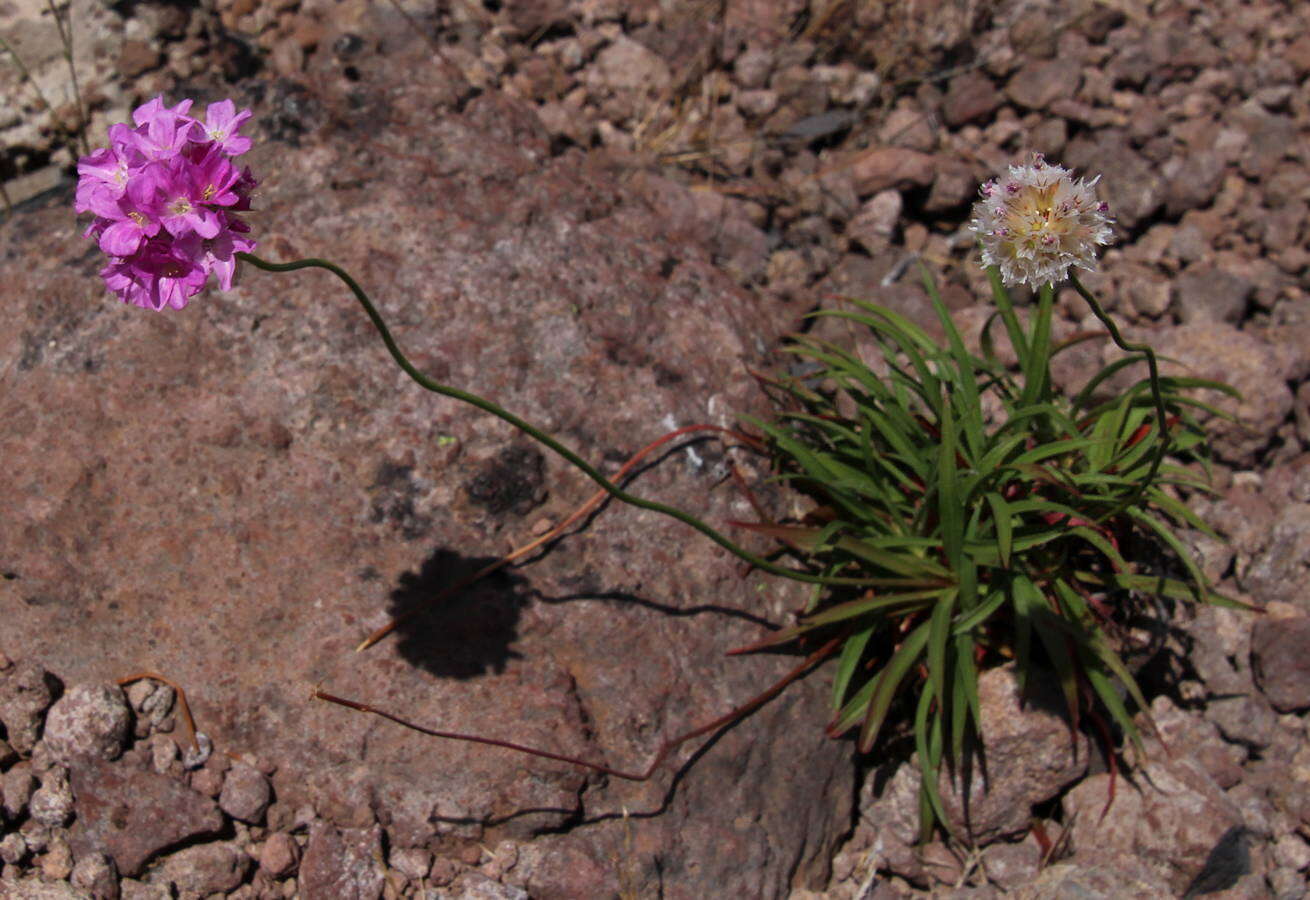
[969,153,1114,290]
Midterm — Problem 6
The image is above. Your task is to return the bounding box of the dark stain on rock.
[333,32,365,58]
[212,31,262,82]
[654,364,684,387]
[465,444,545,517]
[18,331,43,370]
[252,79,323,147]
[368,461,432,540]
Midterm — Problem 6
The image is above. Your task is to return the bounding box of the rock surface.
[1251,606,1310,713]
[1063,760,1251,894]
[3,0,1309,896]
[0,663,58,755]
[157,842,250,895]
[66,758,225,877]
[0,9,850,898]
[217,763,271,825]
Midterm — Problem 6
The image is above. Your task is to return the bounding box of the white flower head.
[969,153,1114,290]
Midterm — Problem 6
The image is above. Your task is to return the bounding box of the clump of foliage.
[744,269,1238,836]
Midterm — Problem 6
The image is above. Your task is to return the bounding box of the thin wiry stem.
[237,252,876,589]
[1067,271,1170,513]
[314,637,839,781]
[0,34,55,115]
[45,0,89,157]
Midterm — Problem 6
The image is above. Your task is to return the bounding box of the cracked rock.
[71,851,120,900]
[1251,607,1310,712]
[3,765,38,820]
[257,831,300,878]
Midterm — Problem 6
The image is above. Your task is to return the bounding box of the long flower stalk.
[236,252,872,589]
[1068,270,1170,511]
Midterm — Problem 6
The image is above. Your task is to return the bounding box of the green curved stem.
[1068,271,1169,511]
[237,252,868,587]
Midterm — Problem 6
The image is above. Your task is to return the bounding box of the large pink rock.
[0,8,849,896]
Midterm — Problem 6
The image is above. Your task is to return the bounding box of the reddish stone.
[299,823,383,900]
[258,832,300,878]
[942,72,1003,127]
[1005,58,1081,110]
[117,39,161,78]
[1252,611,1310,712]
[936,667,1089,843]
[159,842,252,895]
[43,685,131,763]
[219,763,272,824]
[67,758,224,876]
[0,662,58,754]
[849,147,935,196]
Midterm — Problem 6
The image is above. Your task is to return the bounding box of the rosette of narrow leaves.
[742,269,1240,838]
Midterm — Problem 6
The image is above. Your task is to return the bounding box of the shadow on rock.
[387,548,531,679]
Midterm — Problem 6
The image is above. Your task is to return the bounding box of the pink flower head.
[203,227,258,292]
[132,96,194,127]
[86,173,164,256]
[74,144,131,211]
[153,157,223,239]
[102,236,209,311]
[197,99,254,156]
[129,101,198,162]
[189,145,244,207]
[74,95,258,309]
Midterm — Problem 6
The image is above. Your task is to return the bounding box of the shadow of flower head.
[388,547,531,679]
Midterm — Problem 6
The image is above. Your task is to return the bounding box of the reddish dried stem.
[116,671,201,756]
[316,637,839,781]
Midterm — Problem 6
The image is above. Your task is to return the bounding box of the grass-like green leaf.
[928,589,959,708]
[915,686,950,842]
[801,587,948,628]
[951,585,1008,635]
[1020,284,1055,406]
[984,492,1013,567]
[1126,507,1209,594]
[831,624,875,711]
[858,619,934,752]
[953,632,981,766]
[937,400,964,570]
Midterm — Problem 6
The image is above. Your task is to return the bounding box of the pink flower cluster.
[75,96,257,311]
